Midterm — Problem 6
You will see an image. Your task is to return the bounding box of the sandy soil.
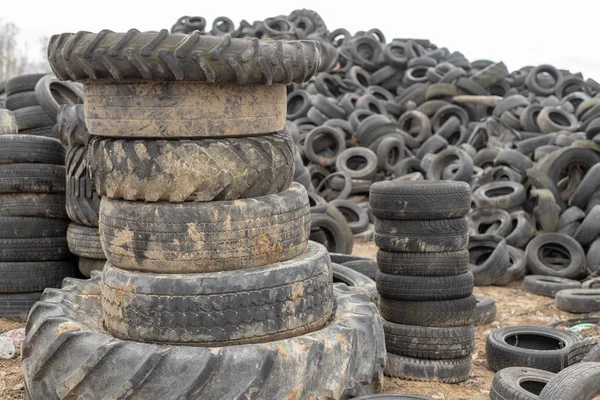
[1,241,598,400]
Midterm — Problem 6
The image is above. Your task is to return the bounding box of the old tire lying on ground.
[489,367,555,400]
[522,275,582,298]
[475,295,497,325]
[23,276,386,399]
[539,362,600,399]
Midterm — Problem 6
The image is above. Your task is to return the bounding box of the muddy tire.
[65,146,100,227]
[48,30,321,84]
[84,81,287,138]
[88,133,294,202]
[0,193,67,219]
[384,353,471,383]
[23,277,385,399]
[56,104,90,147]
[99,183,310,273]
[67,223,104,259]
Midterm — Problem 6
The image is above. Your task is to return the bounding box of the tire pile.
[22,29,386,399]
[0,73,82,321]
[369,180,475,383]
[57,104,106,277]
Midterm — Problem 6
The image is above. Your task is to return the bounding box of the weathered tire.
[329,199,369,234]
[331,263,378,304]
[0,164,66,194]
[475,295,497,325]
[538,362,600,400]
[555,289,600,313]
[376,271,473,301]
[0,135,65,165]
[486,325,578,372]
[84,81,287,138]
[376,249,469,276]
[0,292,42,322]
[5,74,45,95]
[34,74,83,121]
[56,104,90,147]
[13,105,55,130]
[65,146,100,227]
[0,193,67,219]
[384,353,471,383]
[522,276,581,298]
[67,223,104,259]
[0,261,76,293]
[101,242,334,345]
[99,183,310,273]
[48,30,321,84]
[525,233,586,279]
[380,295,476,327]
[374,217,469,252]
[88,133,294,202]
[78,257,106,278]
[369,180,471,220]
[383,319,474,360]
[467,234,510,286]
[23,277,385,400]
[567,338,600,366]
[489,367,554,400]
[472,181,526,210]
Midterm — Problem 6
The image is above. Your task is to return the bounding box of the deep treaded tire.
[67,223,104,259]
[0,164,65,193]
[376,271,473,301]
[100,183,310,273]
[383,320,475,360]
[0,135,65,165]
[23,277,385,399]
[384,353,471,383]
[376,249,469,276]
[374,217,469,252]
[489,367,554,400]
[370,180,471,220]
[84,81,287,138]
[48,30,321,84]
[0,292,42,322]
[0,261,76,293]
[101,242,334,345]
[57,104,90,147]
[66,146,100,227]
[380,296,476,327]
[539,362,600,399]
[88,133,294,202]
[0,193,67,219]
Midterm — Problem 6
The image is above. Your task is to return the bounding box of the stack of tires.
[3,73,82,138]
[57,104,105,277]
[369,180,475,383]
[22,30,386,399]
[0,135,76,321]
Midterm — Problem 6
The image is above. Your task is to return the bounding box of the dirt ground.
[1,241,598,400]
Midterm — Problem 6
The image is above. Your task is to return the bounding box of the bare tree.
[0,19,28,81]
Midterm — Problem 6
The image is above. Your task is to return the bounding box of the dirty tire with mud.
[65,146,101,227]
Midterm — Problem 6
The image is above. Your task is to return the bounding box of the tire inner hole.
[346,155,368,171]
[538,244,571,269]
[387,147,400,166]
[485,186,515,198]
[548,111,571,127]
[469,246,493,264]
[504,333,565,350]
[519,379,547,395]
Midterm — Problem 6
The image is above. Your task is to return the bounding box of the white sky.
[4,0,600,81]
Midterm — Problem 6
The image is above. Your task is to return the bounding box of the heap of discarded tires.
[22,29,386,399]
[0,73,82,321]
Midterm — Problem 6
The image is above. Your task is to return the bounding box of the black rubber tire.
[329,199,370,234]
[78,257,106,278]
[326,204,354,254]
[89,133,294,202]
[5,74,44,95]
[526,65,563,96]
[472,181,526,210]
[383,319,474,360]
[34,74,83,121]
[495,245,527,286]
[0,292,42,322]
[376,249,469,276]
[489,367,555,400]
[0,135,65,165]
[380,295,476,327]
[522,275,581,298]
[335,147,378,180]
[538,362,600,399]
[18,125,58,138]
[468,234,510,286]
[101,242,334,345]
[384,353,471,383]
[100,183,310,273]
[65,146,100,227]
[506,210,535,249]
[486,325,578,372]
[376,271,473,301]
[0,216,68,238]
[331,263,378,304]
[5,91,39,110]
[48,30,321,84]
[426,146,473,182]
[0,193,67,219]
[310,213,348,254]
[0,261,76,293]
[0,237,69,262]
[0,164,66,194]
[475,295,497,325]
[573,205,600,246]
[22,277,385,399]
[67,223,104,259]
[567,338,600,366]
[12,105,55,130]
[304,126,346,167]
[555,289,600,313]
[525,233,586,279]
[569,164,600,210]
[369,180,471,220]
[582,345,600,362]
[494,149,534,173]
[374,217,469,253]
[468,208,513,237]
[56,104,90,147]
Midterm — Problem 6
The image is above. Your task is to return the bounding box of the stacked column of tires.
[22,30,386,399]
[56,104,105,277]
[3,73,82,138]
[370,180,475,383]
[0,134,76,321]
